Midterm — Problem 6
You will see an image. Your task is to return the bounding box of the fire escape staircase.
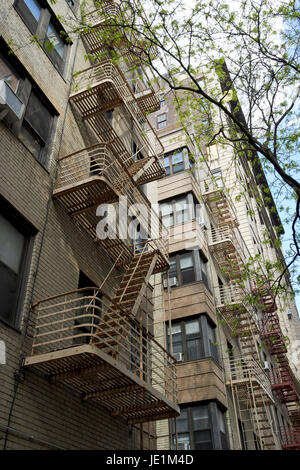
[24,1,179,425]
[81,1,160,114]
[254,285,300,449]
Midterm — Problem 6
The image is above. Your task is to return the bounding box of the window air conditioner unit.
[173,352,183,362]
[163,277,178,288]
[0,80,25,123]
[263,361,269,371]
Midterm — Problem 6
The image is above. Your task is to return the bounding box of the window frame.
[157,112,167,129]
[167,314,219,363]
[159,94,166,109]
[167,251,197,287]
[14,0,70,75]
[163,147,190,176]
[0,44,57,169]
[171,402,228,450]
[159,193,195,228]
[0,197,36,329]
[164,249,209,289]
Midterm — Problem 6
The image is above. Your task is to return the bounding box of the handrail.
[71,59,164,155]
[29,287,178,406]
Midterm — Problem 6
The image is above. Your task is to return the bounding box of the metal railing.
[82,2,120,27]
[209,225,246,260]
[55,143,169,266]
[280,426,300,448]
[200,177,238,220]
[71,60,163,162]
[56,143,117,189]
[30,287,177,404]
[214,284,245,307]
[224,355,274,401]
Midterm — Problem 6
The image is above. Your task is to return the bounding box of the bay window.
[171,402,229,450]
[164,148,186,175]
[164,250,209,288]
[167,315,219,363]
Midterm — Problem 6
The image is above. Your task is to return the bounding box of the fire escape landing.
[24,288,178,424]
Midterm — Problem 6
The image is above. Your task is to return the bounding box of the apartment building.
[0,0,179,450]
[148,77,300,450]
[1,0,300,452]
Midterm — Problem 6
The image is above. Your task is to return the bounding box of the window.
[0,55,21,93]
[159,194,193,228]
[164,250,209,288]
[159,94,165,108]
[20,90,54,161]
[0,46,57,167]
[0,199,35,327]
[132,140,145,161]
[163,148,189,176]
[74,271,102,345]
[171,403,228,450]
[14,0,70,74]
[167,315,219,363]
[157,113,167,129]
[207,320,218,362]
[207,145,219,161]
[15,0,42,32]
[44,22,66,71]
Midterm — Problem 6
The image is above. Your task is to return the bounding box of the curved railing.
[30,287,177,404]
[224,355,274,401]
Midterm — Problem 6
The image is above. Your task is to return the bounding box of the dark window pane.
[172,151,184,173]
[186,338,202,360]
[169,257,178,280]
[44,22,66,72]
[74,272,102,344]
[207,322,219,361]
[157,113,167,129]
[0,55,20,93]
[0,213,27,325]
[15,0,41,33]
[176,408,189,433]
[220,432,229,449]
[0,214,25,273]
[24,91,53,142]
[180,253,195,284]
[24,0,41,20]
[194,430,213,450]
[0,262,19,323]
[19,121,43,158]
[192,405,210,430]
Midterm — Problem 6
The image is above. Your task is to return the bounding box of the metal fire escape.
[24,1,179,425]
[253,286,300,449]
[202,177,278,449]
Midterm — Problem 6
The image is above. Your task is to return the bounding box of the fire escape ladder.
[114,247,159,316]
